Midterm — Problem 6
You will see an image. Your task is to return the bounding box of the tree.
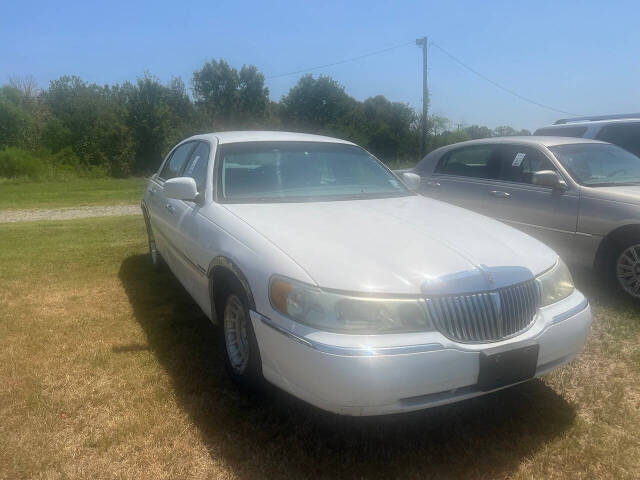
[280,75,357,134]
[361,95,419,160]
[0,86,33,149]
[465,124,494,139]
[0,60,535,178]
[237,65,269,123]
[192,59,269,128]
[43,76,135,175]
[125,73,195,173]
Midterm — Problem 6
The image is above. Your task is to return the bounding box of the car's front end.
[250,258,590,415]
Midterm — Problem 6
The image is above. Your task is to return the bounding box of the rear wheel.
[220,287,262,388]
[613,238,640,298]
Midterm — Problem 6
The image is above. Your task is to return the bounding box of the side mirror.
[532,170,567,190]
[163,177,198,201]
[401,172,422,190]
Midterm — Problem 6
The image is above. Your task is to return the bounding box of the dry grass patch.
[1,216,639,479]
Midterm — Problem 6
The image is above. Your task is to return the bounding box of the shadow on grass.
[119,254,576,480]
[570,264,639,312]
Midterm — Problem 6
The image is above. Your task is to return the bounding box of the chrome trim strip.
[552,298,589,324]
[256,312,443,357]
[501,218,577,235]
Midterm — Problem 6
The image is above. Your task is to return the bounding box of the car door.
[483,144,580,262]
[423,143,504,217]
[162,141,213,311]
[151,141,197,262]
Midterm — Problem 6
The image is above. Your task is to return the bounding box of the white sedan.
[141,131,591,416]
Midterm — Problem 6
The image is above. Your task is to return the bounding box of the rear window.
[534,126,588,137]
[436,145,500,179]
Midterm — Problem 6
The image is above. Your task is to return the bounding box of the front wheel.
[614,238,640,298]
[221,290,263,388]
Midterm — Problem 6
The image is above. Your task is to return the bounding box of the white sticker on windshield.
[512,152,526,167]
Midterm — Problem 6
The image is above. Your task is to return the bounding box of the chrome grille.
[425,279,540,343]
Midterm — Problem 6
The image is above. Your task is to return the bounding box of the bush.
[0,147,108,181]
[0,148,47,180]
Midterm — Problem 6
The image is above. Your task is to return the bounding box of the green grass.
[0,177,147,210]
[1,216,640,479]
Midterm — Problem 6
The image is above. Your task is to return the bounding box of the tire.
[143,210,165,271]
[219,285,263,389]
[612,236,640,299]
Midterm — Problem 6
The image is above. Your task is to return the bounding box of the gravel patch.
[0,204,140,223]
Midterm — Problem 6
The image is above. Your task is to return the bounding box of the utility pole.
[416,37,429,156]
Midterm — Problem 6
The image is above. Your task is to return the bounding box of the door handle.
[425,180,441,187]
[165,204,176,214]
[490,190,511,198]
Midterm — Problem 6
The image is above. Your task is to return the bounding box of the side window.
[436,145,501,179]
[159,142,194,180]
[499,146,557,185]
[596,123,640,157]
[182,142,210,194]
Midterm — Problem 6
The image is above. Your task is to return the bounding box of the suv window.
[159,142,194,180]
[534,126,588,137]
[182,142,210,194]
[596,123,640,157]
[499,145,557,185]
[437,145,501,179]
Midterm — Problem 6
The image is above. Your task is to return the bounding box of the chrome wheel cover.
[224,295,250,374]
[616,244,640,298]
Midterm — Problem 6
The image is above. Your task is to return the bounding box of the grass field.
[1,215,640,479]
[0,177,147,210]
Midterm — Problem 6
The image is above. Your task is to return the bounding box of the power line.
[429,39,579,116]
[265,37,577,117]
[266,41,414,79]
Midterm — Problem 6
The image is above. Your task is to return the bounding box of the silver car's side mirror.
[401,172,422,190]
[164,177,198,201]
[532,170,567,191]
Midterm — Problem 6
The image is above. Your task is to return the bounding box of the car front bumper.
[250,289,591,416]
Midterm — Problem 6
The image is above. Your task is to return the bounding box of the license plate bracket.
[477,343,539,391]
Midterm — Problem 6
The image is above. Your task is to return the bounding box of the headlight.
[536,258,574,307]
[269,277,433,333]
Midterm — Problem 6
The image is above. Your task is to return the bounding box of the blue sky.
[2,0,639,131]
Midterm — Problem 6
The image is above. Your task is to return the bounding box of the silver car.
[404,136,640,298]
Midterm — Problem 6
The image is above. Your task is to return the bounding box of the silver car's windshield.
[217,141,411,203]
[549,143,640,187]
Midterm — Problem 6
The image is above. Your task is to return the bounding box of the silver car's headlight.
[536,258,574,307]
[269,277,433,333]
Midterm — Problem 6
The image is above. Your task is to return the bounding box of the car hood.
[583,185,640,206]
[223,195,557,294]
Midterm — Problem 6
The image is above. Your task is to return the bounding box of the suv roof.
[553,113,640,125]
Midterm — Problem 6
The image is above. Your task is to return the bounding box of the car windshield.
[549,143,640,186]
[217,141,410,202]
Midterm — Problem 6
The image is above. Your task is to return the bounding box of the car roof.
[184,131,356,146]
[431,136,607,152]
[537,118,640,129]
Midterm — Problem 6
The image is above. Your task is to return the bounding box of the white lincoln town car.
[141,131,591,416]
